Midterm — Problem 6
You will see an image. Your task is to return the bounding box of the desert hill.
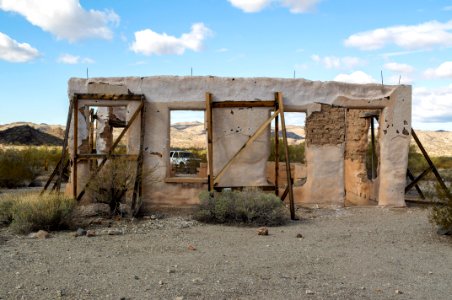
[0,125,63,146]
[1,122,451,157]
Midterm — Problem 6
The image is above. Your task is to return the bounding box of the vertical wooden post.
[56,96,74,193]
[276,92,296,220]
[132,99,146,214]
[370,116,376,179]
[206,92,214,192]
[274,102,279,196]
[73,96,78,199]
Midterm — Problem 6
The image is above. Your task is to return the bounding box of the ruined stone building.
[67,76,411,211]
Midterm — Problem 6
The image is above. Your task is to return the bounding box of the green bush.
[269,139,305,163]
[430,183,452,230]
[194,189,289,226]
[0,147,62,188]
[0,192,76,234]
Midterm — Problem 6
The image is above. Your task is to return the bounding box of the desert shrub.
[86,158,158,216]
[0,147,62,188]
[194,189,289,226]
[2,192,76,234]
[430,182,452,230]
[0,198,14,225]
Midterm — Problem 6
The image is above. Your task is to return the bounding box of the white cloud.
[130,23,212,56]
[344,20,452,50]
[384,62,415,73]
[281,0,320,13]
[0,0,119,42]
[228,0,320,13]
[228,0,270,13]
[413,85,452,123]
[333,71,377,84]
[443,6,452,11]
[0,32,39,62]
[311,54,364,69]
[216,48,229,53]
[57,54,94,64]
[424,61,452,79]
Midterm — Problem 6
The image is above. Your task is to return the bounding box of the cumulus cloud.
[311,54,364,70]
[333,71,377,84]
[228,0,320,13]
[424,61,452,79]
[228,0,270,13]
[280,0,320,13]
[57,54,94,64]
[344,20,452,50]
[384,62,415,73]
[130,23,212,56]
[413,85,452,123]
[0,0,119,42]
[0,32,39,62]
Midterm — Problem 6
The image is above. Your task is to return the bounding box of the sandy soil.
[1,206,451,300]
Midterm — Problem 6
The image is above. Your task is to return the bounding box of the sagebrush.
[0,192,75,234]
[194,189,289,226]
[430,182,452,230]
[0,147,61,188]
[86,158,158,216]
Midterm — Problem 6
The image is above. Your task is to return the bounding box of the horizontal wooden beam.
[213,185,276,192]
[212,100,276,108]
[75,93,143,101]
[77,154,138,160]
[78,100,132,107]
[165,177,208,184]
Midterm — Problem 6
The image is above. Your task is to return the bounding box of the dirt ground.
[0,206,451,300]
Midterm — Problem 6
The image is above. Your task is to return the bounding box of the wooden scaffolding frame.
[205,92,296,220]
[42,93,146,214]
[405,128,452,202]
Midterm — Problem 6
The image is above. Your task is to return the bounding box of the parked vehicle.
[170,150,201,174]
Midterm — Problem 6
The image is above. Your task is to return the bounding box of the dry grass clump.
[0,192,75,234]
[194,189,289,226]
[430,183,452,230]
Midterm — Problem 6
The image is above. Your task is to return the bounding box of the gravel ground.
[0,206,451,300]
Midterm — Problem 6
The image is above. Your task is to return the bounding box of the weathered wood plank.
[212,100,276,108]
[206,93,214,191]
[276,92,296,220]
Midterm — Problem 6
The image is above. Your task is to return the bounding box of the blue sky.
[0,0,451,130]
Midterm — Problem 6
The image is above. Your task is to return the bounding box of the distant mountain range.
[0,124,63,146]
[0,122,451,157]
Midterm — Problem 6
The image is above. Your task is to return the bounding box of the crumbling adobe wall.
[344,109,379,206]
[297,104,346,207]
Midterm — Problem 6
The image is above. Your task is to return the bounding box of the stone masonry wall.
[305,104,345,146]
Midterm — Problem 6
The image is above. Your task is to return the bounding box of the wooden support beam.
[411,129,452,200]
[276,92,296,220]
[77,154,138,160]
[213,108,280,186]
[76,101,144,201]
[73,97,78,199]
[131,100,146,214]
[212,100,276,108]
[274,102,279,197]
[75,93,143,101]
[407,168,425,199]
[206,93,214,192]
[165,177,208,184]
[405,167,431,193]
